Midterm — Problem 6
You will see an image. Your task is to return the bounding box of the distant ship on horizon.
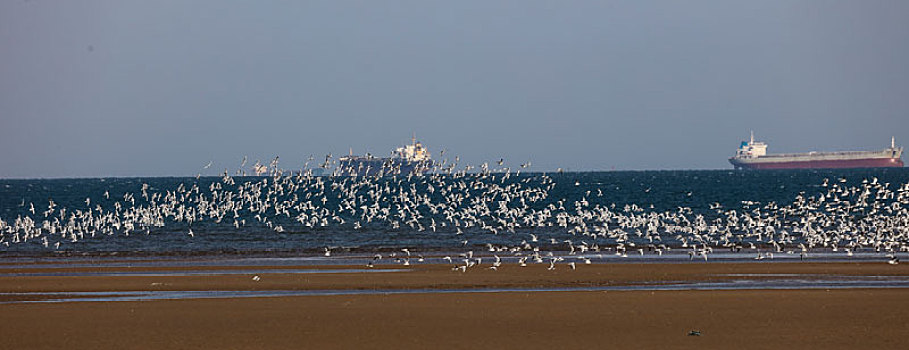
[336,136,434,176]
[729,132,904,170]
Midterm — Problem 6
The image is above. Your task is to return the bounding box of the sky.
[1,0,908,178]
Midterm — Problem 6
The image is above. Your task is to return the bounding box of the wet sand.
[1,262,908,349]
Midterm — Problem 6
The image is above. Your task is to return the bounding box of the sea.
[2,168,909,260]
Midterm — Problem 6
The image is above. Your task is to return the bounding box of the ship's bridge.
[395,138,430,162]
[736,132,767,158]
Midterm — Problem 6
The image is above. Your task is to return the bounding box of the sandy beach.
[0,261,907,349]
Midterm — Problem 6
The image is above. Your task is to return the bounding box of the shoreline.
[2,261,908,294]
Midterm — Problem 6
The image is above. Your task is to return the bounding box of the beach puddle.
[4,275,909,304]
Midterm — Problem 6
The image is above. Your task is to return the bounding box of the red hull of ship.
[731,157,904,170]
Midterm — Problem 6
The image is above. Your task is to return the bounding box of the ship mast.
[750,130,754,144]
[892,136,896,149]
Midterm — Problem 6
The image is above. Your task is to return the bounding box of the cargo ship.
[729,132,904,170]
[336,137,433,176]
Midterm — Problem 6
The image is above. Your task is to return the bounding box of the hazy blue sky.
[2,1,908,178]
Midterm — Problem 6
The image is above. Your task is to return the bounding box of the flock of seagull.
[1,160,908,269]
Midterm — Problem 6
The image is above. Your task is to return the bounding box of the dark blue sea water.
[2,168,908,257]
